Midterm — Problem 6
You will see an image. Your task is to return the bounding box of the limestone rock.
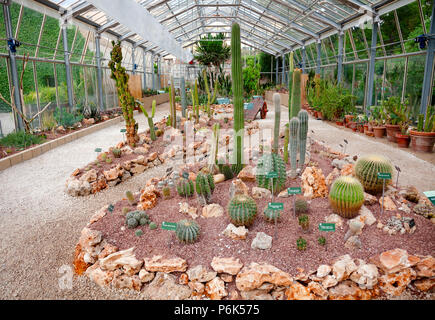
[78,227,103,251]
[85,263,114,288]
[364,192,377,205]
[139,188,157,210]
[205,277,228,300]
[332,255,357,282]
[413,278,435,292]
[222,223,248,240]
[88,205,108,226]
[99,247,143,275]
[143,272,192,300]
[340,163,355,176]
[413,256,435,278]
[345,235,362,250]
[378,268,416,296]
[133,146,149,155]
[147,152,158,162]
[237,165,256,182]
[236,263,293,291]
[322,275,338,289]
[285,282,315,300]
[213,174,225,184]
[328,280,375,300]
[103,165,123,181]
[317,265,331,278]
[130,164,146,174]
[307,281,329,299]
[66,177,91,196]
[370,248,420,274]
[350,263,379,289]
[358,205,376,226]
[98,242,118,260]
[144,255,187,273]
[80,169,97,183]
[348,219,364,235]
[325,214,343,229]
[241,290,273,300]
[220,274,233,283]
[112,274,142,291]
[379,196,397,211]
[251,187,272,199]
[202,203,224,218]
[301,166,328,199]
[188,281,205,295]
[398,185,420,203]
[187,265,217,283]
[325,168,340,186]
[179,202,198,219]
[211,257,243,275]
[229,179,249,198]
[251,232,272,250]
[138,269,155,283]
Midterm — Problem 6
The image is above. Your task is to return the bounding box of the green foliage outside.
[242,56,261,97]
[0,130,45,148]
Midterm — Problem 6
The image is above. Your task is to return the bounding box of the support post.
[157,56,161,90]
[316,40,321,75]
[365,19,378,112]
[131,45,136,75]
[337,31,344,84]
[142,49,147,90]
[2,3,24,131]
[95,33,104,112]
[152,54,156,90]
[275,56,278,84]
[301,46,306,73]
[61,20,74,110]
[281,54,285,84]
[419,4,435,117]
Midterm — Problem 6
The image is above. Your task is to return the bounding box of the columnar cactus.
[256,153,287,193]
[169,78,176,128]
[228,194,258,227]
[195,172,215,204]
[288,51,294,122]
[283,123,289,163]
[177,178,194,197]
[298,110,308,169]
[289,116,300,177]
[203,69,218,117]
[193,79,199,122]
[181,77,187,118]
[273,93,281,154]
[329,176,365,219]
[220,164,234,180]
[231,23,245,175]
[139,99,156,141]
[355,154,393,193]
[209,123,220,170]
[290,68,302,119]
[176,219,200,244]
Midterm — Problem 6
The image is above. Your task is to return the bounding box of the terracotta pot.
[317,111,323,120]
[348,121,357,130]
[313,111,318,118]
[363,124,369,134]
[385,124,401,142]
[345,115,355,124]
[395,133,410,148]
[409,130,435,153]
[372,126,386,138]
[336,120,344,126]
[358,125,364,133]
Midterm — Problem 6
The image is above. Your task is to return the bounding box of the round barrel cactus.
[355,154,393,194]
[329,176,364,219]
[176,219,200,244]
[256,153,287,193]
[228,194,258,226]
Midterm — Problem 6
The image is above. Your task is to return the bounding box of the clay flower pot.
[317,111,324,120]
[348,121,357,131]
[409,130,435,153]
[345,115,355,124]
[385,124,401,142]
[372,126,386,138]
[358,124,364,133]
[395,133,410,148]
[363,124,369,134]
[313,111,318,118]
[336,120,344,126]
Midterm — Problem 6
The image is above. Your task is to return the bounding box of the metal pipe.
[2,3,24,131]
[142,49,147,90]
[275,56,278,84]
[61,21,74,110]
[365,20,378,112]
[281,54,285,84]
[301,46,306,73]
[337,31,344,83]
[316,40,321,74]
[95,33,104,112]
[131,46,136,75]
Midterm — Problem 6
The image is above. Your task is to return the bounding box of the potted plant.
[381,97,404,142]
[335,117,344,126]
[395,101,412,148]
[409,106,435,152]
[370,105,386,138]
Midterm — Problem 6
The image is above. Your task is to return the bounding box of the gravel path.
[0,101,433,300]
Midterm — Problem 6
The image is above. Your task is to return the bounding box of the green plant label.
[161,221,177,231]
[266,171,278,178]
[217,97,230,105]
[120,128,126,133]
[107,204,114,212]
[319,223,335,232]
[377,172,392,179]
[94,148,102,153]
[268,202,284,210]
[287,187,302,195]
[423,191,435,206]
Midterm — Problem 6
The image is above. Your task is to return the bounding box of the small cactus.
[149,222,157,230]
[263,205,282,223]
[256,153,287,194]
[318,236,326,246]
[126,210,149,229]
[195,172,215,204]
[297,237,307,251]
[289,117,299,177]
[138,99,157,140]
[329,176,364,219]
[298,214,309,231]
[122,207,130,215]
[295,198,308,214]
[162,186,171,199]
[127,218,138,229]
[355,154,393,194]
[175,219,200,244]
[176,178,194,197]
[228,194,257,227]
[139,217,149,226]
[135,229,143,237]
[112,148,122,158]
[105,157,112,164]
[220,164,234,180]
[125,191,137,205]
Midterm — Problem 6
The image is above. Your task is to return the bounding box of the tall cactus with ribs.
[288,51,294,122]
[272,93,281,154]
[289,116,299,178]
[290,68,302,119]
[108,41,138,147]
[209,123,220,171]
[191,79,200,123]
[203,69,219,117]
[169,77,176,128]
[180,77,187,118]
[138,99,156,141]
[231,23,244,175]
[298,110,308,169]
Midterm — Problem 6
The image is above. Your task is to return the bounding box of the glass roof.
[34,0,407,58]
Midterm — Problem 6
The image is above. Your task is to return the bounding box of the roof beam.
[97,20,119,34]
[340,0,376,14]
[68,2,94,17]
[86,0,193,62]
[119,31,136,41]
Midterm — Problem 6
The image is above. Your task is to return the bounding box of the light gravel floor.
[0,101,434,300]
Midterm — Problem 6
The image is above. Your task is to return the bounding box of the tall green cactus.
[203,69,219,117]
[288,51,294,122]
[289,116,299,178]
[290,69,302,119]
[283,123,289,163]
[169,79,176,128]
[194,79,199,122]
[195,172,215,205]
[298,110,308,169]
[256,153,287,193]
[181,77,187,118]
[138,99,156,141]
[231,23,245,175]
[273,93,281,154]
[228,194,258,227]
[209,123,220,170]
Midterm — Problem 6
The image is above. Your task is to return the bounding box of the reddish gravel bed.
[89,142,435,277]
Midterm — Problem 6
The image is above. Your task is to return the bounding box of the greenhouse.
[0,0,434,304]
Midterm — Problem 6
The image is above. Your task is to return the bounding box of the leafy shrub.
[54,107,83,127]
[0,131,45,148]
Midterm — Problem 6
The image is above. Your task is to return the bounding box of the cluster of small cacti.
[112,148,122,158]
[295,198,308,214]
[355,154,393,194]
[263,205,281,223]
[125,210,150,229]
[125,190,137,205]
[256,153,287,193]
[329,176,364,219]
[273,93,281,154]
[298,214,309,231]
[297,236,307,251]
[139,99,156,141]
[231,23,244,175]
[176,219,200,243]
[176,178,194,197]
[195,172,215,204]
[228,194,257,227]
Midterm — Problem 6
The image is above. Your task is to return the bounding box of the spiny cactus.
[289,117,299,177]
[295,198,308,214]
[355,154,393,194]
[125,190,137,205]
[125,210,149,229]
[231,23,244,175]
[177,178,194,197]
[298,110,308,169]
[228,194,258,227]
[209,123,220,171]
[298,214,309,231]
[169,79,176,128]
[138,99,156,141]
[176,219,200,244]
[191,79,199,123]
[297,237,307,251]
[263,205,282,223]
[329,176,364,219]
[162,186,171,199]
[149,222,157,230]
[220,164,234,180]
[122,207,130,215]
[203,69,218,117]
[283,123,289,163]
[127,218,138,229]
[288,51,294,122]
[195,172,215,204]
[273,93,281,154]
[290,68,302,119]
[112,148,122,158]
[181,77,187,118]
[256,153,287,194]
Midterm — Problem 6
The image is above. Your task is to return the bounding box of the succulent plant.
[175,219,200,244]
[256,153,287,194]
[180,77,187,118]
[139,217,149,226]
[127,217,138,229]
[329,175,364,219]
[156,129,163,137]
[149,222,157,230]
[283,123,289,163]
[162,186,171,199]
[138,99,157,140]
[125,190,137,205]
[289,116,299,177]
[126,210,149,229]
[355,154,393,194]
[195,172,215,204]
[298,214,309,231]
[263,205,282,223]
[105,157,112,164]
[112,148,122,158]
[298,110,308,169]
[135,229,143,237]
[295,198,308,214]
[273,93,281,154]
[297,237,307,251]
[318,236,326,246]
[290,69,302,118]
[228,194,258,227]
[122,207,130,215]
[176,178,194,197]
[220,164,234,180]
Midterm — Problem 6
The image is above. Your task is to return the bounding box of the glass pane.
[379,11,402,56]
[16,5,44,57]
[384,57,405,99]
[72,65,85,107]
[55,64,70,111]
[85,67,98,107]
[373,60,385,105]
[405,54,426,118]
[354,62,368,106]
[38,14,60,59]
